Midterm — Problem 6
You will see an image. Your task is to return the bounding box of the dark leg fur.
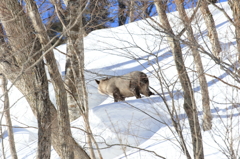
[113,88,125,102]
[130,82,141,99]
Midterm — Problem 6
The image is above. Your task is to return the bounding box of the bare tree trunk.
[200,0,221,58]
[61,0,88,122]
[0,74,18,159]
[65,20,81,122]
[0,27,7,158]
[35,61,52,159]
[0,27,90,159]
[175,0,212,131]
[61,0,81,122]
[65,58,80,121]
[0,1,51,158]
[0,0,90,158]
[65,0,96,158]
[154,0,204,158]
[118,0,127,25]
[26,0,91,158]
[25,0,70,158]
[129,0,134,23]
[228,0,240,62]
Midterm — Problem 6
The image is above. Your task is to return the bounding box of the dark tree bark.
[143,2,154,18]
[118,0,127,25]
[200,0,221,58]
[34,59,52,159]
[154,0,204,158]
[129,0,134,23]
[228,0,240,62]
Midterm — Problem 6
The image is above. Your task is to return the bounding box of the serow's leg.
[130,82,141,99]
[113,88,125,102]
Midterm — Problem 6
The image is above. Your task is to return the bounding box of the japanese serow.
[95,71,154,102]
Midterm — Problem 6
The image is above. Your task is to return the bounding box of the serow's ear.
[95,79,100,84]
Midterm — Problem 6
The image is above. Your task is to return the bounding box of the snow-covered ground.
[1,1,240,159]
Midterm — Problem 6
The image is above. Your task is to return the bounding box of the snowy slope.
[1,1,240,159]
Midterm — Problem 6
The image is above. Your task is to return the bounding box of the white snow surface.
[1,2,240,159]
